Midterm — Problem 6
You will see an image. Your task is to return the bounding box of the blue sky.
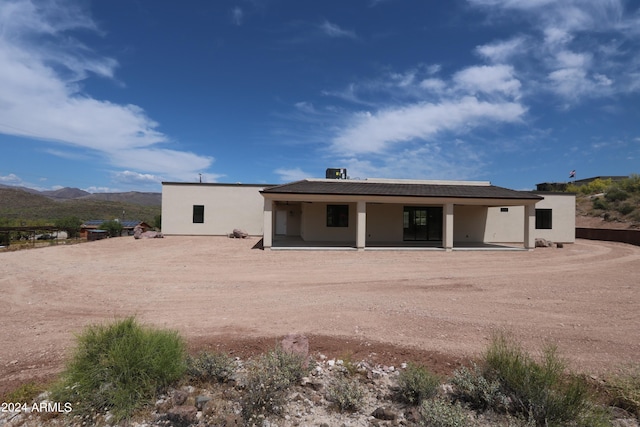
[0,0,639,193]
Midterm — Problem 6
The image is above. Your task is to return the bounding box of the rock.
[134,224,163,239]
[195,395,211,411]
[232,229,248,238]
[166,405,197,426]
[281,333,309,366]
[172,390,188,406]
[535,238,552,247]
[372,406,397,421]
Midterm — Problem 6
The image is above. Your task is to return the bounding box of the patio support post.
[443,203,454,251]
[263,198,273,249]
[524,203,535,250]
[356,201,366,250]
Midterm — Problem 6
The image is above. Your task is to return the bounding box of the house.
[80,220,151,239]
[161,178,575,251]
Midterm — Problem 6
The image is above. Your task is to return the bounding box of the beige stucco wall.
[453,205,488,243]
[485,205,525,242]
[300,202,357,242]
[485,193,575,243]
[532,193,575,243]
[366,204,403,242]
[161,183,268,236]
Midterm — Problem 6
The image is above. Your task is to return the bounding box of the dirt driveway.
[1,237,639,395]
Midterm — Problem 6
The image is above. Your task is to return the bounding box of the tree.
[100,220,123,237]
[54,216,82,239]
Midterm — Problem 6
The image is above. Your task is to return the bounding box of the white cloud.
[231,7,243,26]
[337,140,486,181]
[0,0,215,180]
[83,186,115,193]
[419,78,447,93]
[332,96,526,155]
[319,21,357,39]
[112,170,163,185]
[453,65,521,97]
[467,0,640,104]
[0,173,22,184]
[476,37,527,63]
[274,167,311,182]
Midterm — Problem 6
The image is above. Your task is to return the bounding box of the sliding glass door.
[403,206,443,241]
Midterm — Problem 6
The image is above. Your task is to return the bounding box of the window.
[326,205,349,227]
[535,209,552,229]
[193,205,204,223]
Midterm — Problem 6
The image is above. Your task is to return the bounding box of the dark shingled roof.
[262,180,542,200]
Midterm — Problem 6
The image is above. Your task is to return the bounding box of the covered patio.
[261,179,542,251]
[271,235,525,251]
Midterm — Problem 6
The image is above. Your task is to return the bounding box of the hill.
[571,176,640,229]
[78,191,161,207]
[0,187,160,225]
[41,187,90,199]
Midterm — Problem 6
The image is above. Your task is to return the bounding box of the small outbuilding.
[80,220,151,239]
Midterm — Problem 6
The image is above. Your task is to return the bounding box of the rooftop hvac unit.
[326,168,347,179]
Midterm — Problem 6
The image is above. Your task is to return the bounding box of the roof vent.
[326,168,347,179]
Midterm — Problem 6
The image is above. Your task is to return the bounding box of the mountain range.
[0,184,161,224]
[0,184,161,206]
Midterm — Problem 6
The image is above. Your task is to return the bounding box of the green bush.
[484,334,590,426]
[241,348,308,422]
[606,364,640,417]
[186,351,235,383]
[451,363,508,411]
[418,398,469,427]
[3,381,45,403]
[592,197,609,210]
[397,362,440,404]
[326,375,364,412]
[619,174,640,193]
[51,317,185,421]
[605,188,629,202]
[616,203,635,216]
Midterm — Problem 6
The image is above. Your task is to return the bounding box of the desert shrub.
[186,351,235,383]
[326,375,364,412]
[605,188,629,202]
[606,364,640,417]
[397,362,440,404]
[592,197,609,210]
[241,348,308,422]
[3,381,46,403]
[484,334,591,426]
[451,363,508,411]
[616,203,635,216]
[418,398,469,427]
[337,351,360,377]
[583,178,613,195]
[619,174,640,193]
[51,317,185,421]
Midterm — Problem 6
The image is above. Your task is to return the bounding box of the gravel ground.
[1,236,639,397]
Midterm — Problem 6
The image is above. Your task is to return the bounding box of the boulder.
[372,406,397,421]
[134,224,163,239]
[535,238,552,247]
[232,229,248,238]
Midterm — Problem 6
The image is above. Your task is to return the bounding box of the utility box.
[326,168,347,179]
